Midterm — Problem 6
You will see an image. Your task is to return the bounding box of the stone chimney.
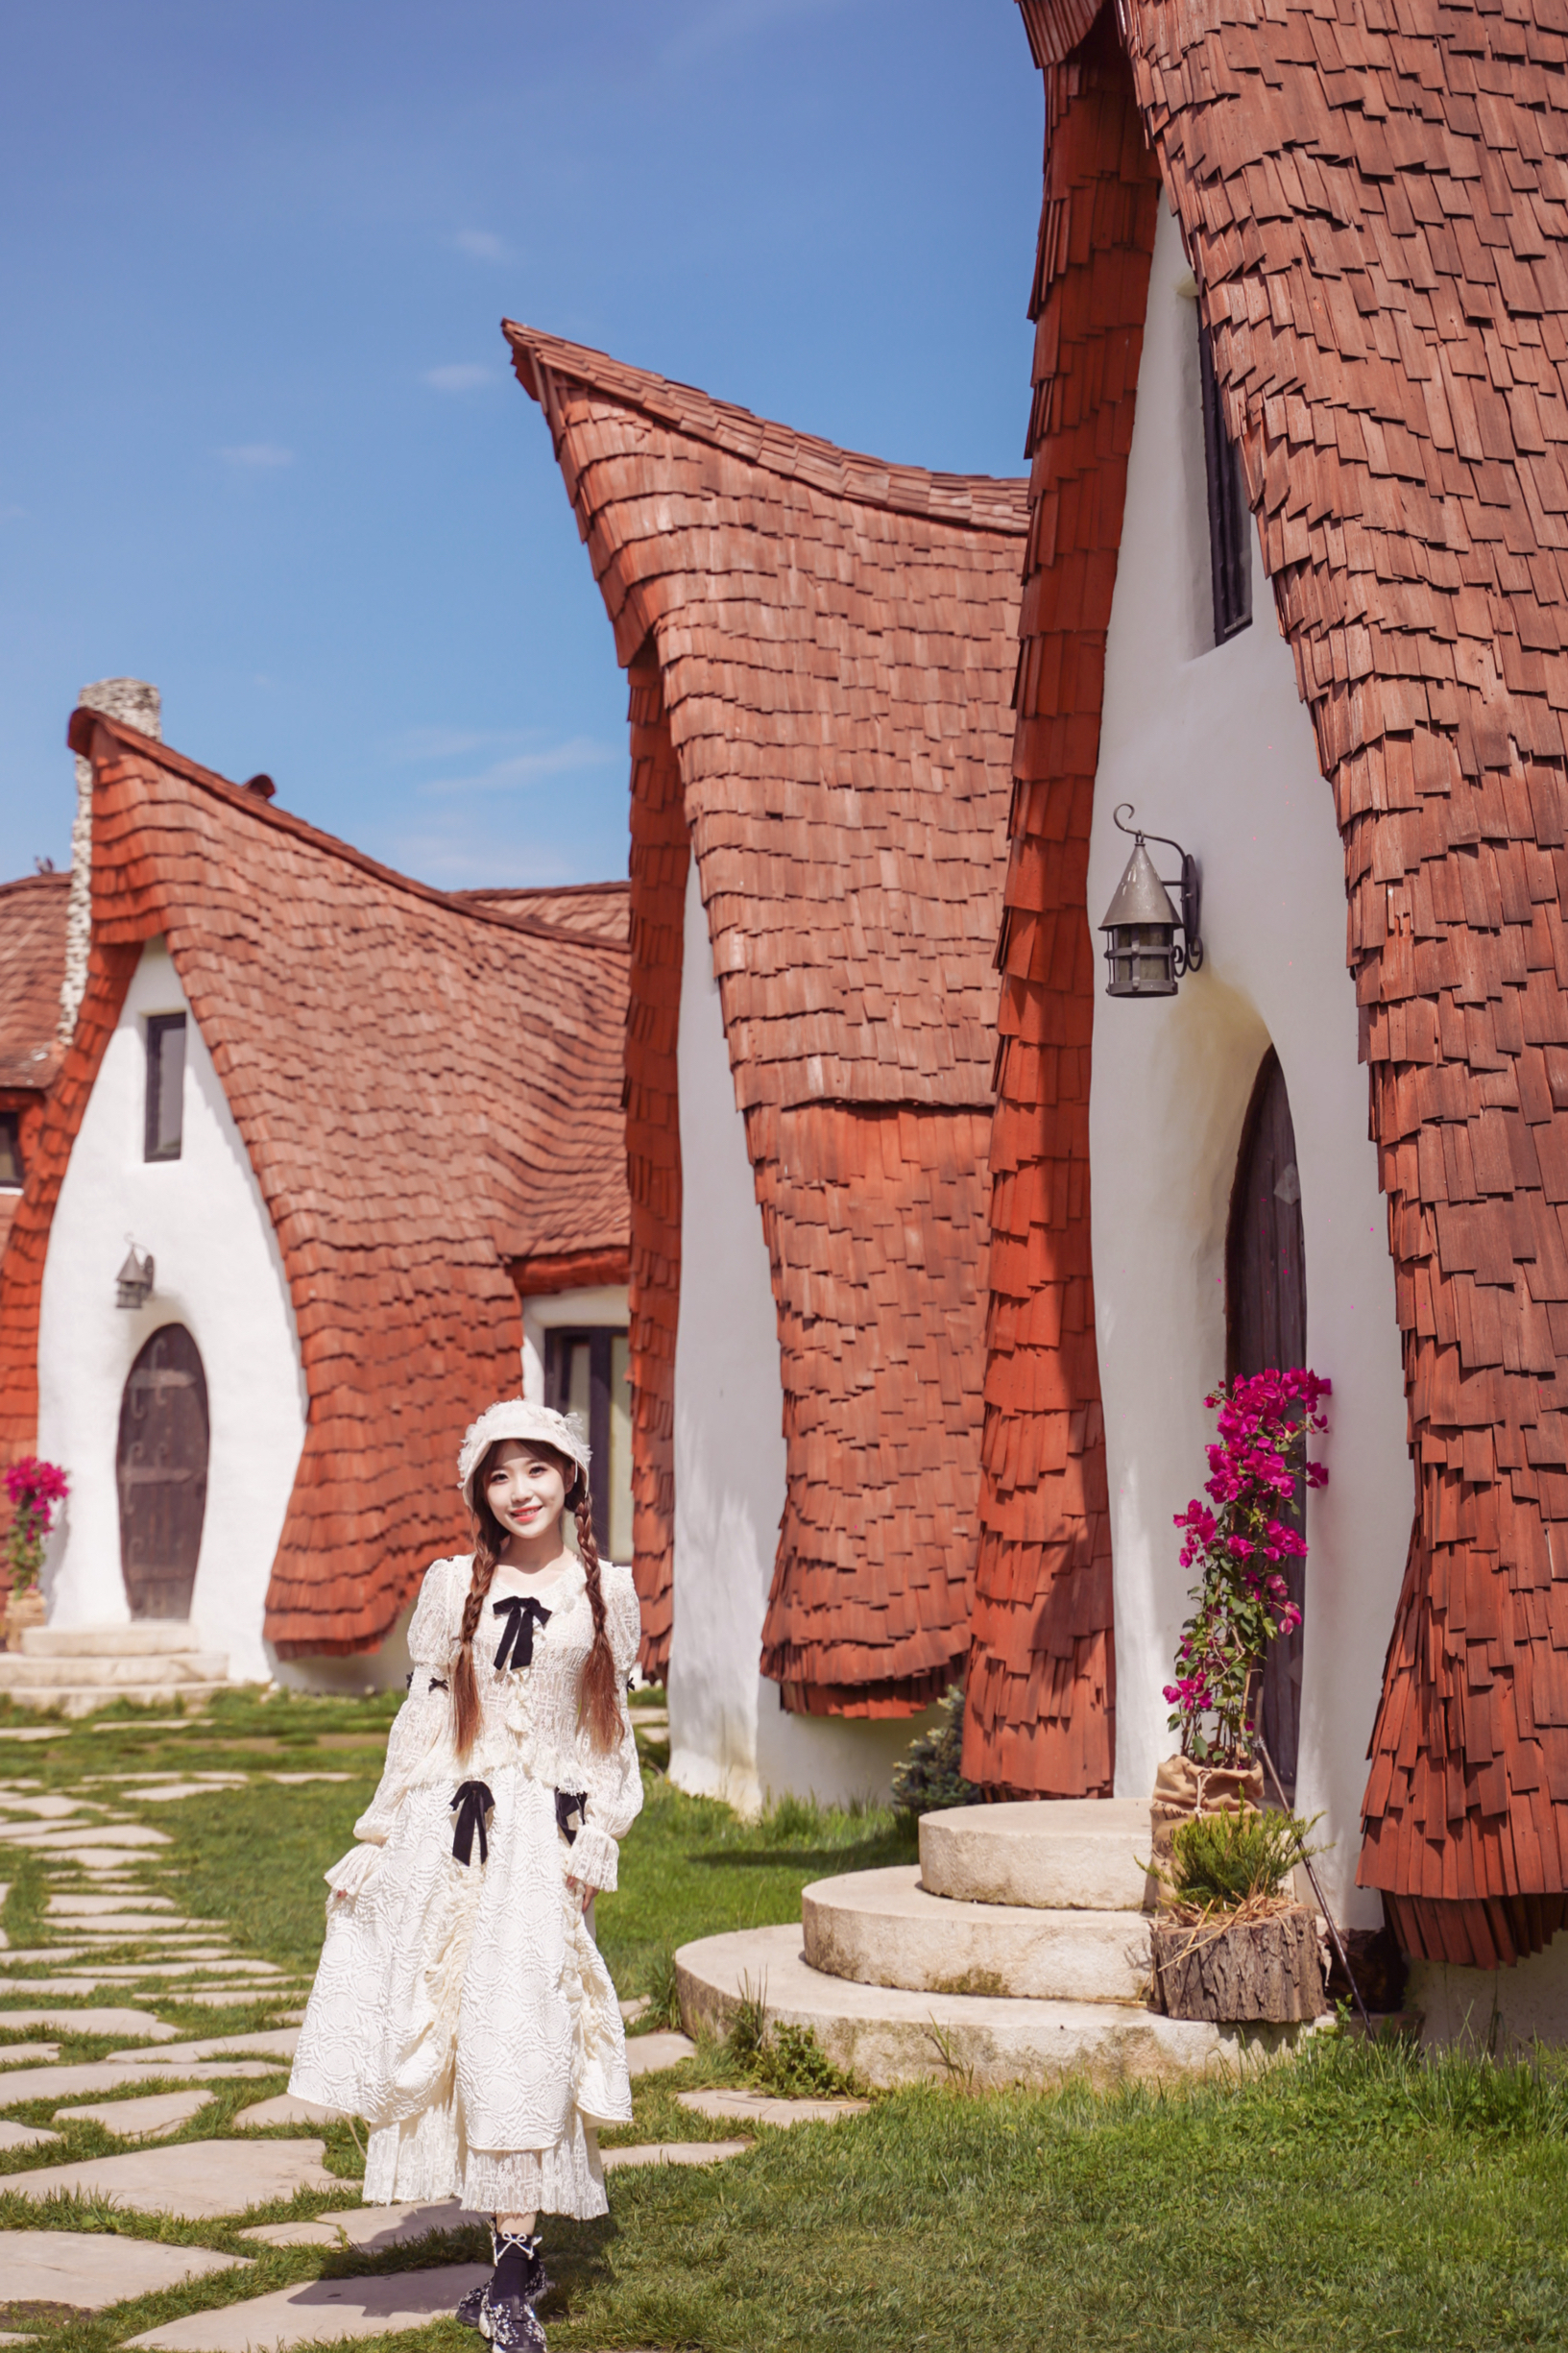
[59,678,161,1044]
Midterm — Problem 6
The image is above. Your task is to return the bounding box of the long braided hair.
[451,1438,621,1758]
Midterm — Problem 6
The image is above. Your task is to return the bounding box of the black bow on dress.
[492,1593,552,1672]
[450,1780,495,1867]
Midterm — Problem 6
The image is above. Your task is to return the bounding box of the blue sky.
[1,2,1042,889]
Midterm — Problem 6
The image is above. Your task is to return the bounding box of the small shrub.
[749,2022,861,2099]
[891,1686,976,1817]
[1168,1805,1319,1909]
[724,1975,862,2098]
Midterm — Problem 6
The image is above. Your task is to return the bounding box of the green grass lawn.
[3,1688,1567,2349]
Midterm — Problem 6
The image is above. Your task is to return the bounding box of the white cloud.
[220,443,294,469]
[454,229,510,263]
[420,735,617,797]
[422,363,495,394]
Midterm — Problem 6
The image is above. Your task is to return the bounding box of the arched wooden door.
[117,1323,209,1620]
[1225,1049,1307,1797]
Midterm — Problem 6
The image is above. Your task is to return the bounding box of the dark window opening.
[543,1325,632,1561]
[144,1014,186,1162]
[0,1112,20,1190]
[1199,322,1252,646]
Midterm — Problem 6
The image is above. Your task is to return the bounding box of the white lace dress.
[289,1552,643,2220]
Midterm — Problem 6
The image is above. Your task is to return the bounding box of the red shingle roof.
[0,716,628,1656]
[1004,0,1568,1961]
[457,882,629,941]
[507,324,1025,1710]
[964,14,1160,1799]
[0,872,67,1093]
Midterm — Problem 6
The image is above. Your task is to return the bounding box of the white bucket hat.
[457,1399,591,1511]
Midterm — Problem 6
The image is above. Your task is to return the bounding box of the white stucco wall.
[668,861,935,1812]
[1088,204,1411,1922]
[36,938,306,1683]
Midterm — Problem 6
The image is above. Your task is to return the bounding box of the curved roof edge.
[68,709,628,958]
[504,320,1030,540]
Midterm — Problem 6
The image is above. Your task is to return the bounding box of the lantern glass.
[1104,921,1177,998]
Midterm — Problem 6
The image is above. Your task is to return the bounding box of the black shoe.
[479,2229,549,2352]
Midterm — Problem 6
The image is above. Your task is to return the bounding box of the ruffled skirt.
[289,1764,631,2220]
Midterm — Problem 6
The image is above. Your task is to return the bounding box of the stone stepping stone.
[241,2199,464,2250]
[2,2058,277,2103]
[110,2029,300,2067]
[0,1795,100,1821]
[0,2006,177,2039]
[617,1995,649,2025]
[231,2093,339,2129]
[0,2118,58,2147]
[67,1849,171,1872]
[678,2087,871,2127]
[47,1893,177,1914]
[0,1949,94,1964]
[56,2086,217,2140]
[6,2134,337,2215]
[3,1824,169,1851]
[624,2030,695,2075]
[0,2230,250,2306]
[169,1989,301,2010]
[601,2140,751,2170]
[264,1772,352,1784]
[0,2043,60,2064]
[125,2263,488,2351]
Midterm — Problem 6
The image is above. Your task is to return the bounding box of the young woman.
[289,1399,642,2353]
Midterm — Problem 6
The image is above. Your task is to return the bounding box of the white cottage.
[0,707,631,1694]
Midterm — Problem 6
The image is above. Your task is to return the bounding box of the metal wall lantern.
[115,1238,155,1311]
[1099,804,1204,999]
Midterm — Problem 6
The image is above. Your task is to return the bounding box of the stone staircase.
[676,1798,1328,2090]
[0,1625,231,1715]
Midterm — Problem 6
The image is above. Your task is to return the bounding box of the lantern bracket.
[1110,804,1203,976]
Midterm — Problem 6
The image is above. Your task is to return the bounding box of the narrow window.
[544,1325,633,1561]
[1199,323,1252,645]
[0,1113,20,1189]
[144,1014,186,1162]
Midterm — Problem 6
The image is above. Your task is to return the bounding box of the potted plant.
[3,1456,68,1648]
[1148,1371,1329,2020]
[1149,1803,1326,2024]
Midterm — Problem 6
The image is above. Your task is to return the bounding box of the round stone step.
[675,1924,1324,2092]
[803,1865,1150,2003]
[919,1798,1157,1912]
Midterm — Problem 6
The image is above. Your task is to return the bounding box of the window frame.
[1199,322,1253,647]
[143,1013,187,1164]
[0,1109,21,1191]
[543,1325,621,1558]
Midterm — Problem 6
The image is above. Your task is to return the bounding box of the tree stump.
[1151,1905,1326,2023]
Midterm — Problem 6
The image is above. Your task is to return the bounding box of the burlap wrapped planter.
[1150,1904,1326,2025]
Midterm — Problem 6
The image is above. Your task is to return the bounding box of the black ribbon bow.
[450,1780,495,1867]
[492,1593,552,1673]
[555,1789,589,1847]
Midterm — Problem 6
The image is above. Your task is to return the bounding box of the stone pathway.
[2,2231,252,2307]
[124,2267,491,2352]
[0,1741,784,2350]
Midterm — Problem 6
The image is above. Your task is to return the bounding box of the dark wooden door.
[1225,1049,1307,1797]
[117,1323,209,1619]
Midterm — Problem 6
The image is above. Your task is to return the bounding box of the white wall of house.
[668,860,934,1812]
[1087,202,1411,1922]
[36,938,306,1683]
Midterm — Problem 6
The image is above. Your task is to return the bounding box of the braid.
[573,1487,621,1752]
[451,1492,503,1758]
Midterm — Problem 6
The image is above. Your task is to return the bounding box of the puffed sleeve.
[322,1557,465,1897]
[567,1566,644,1894]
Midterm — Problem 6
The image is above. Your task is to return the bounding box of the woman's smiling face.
[485,1441,568,1541]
